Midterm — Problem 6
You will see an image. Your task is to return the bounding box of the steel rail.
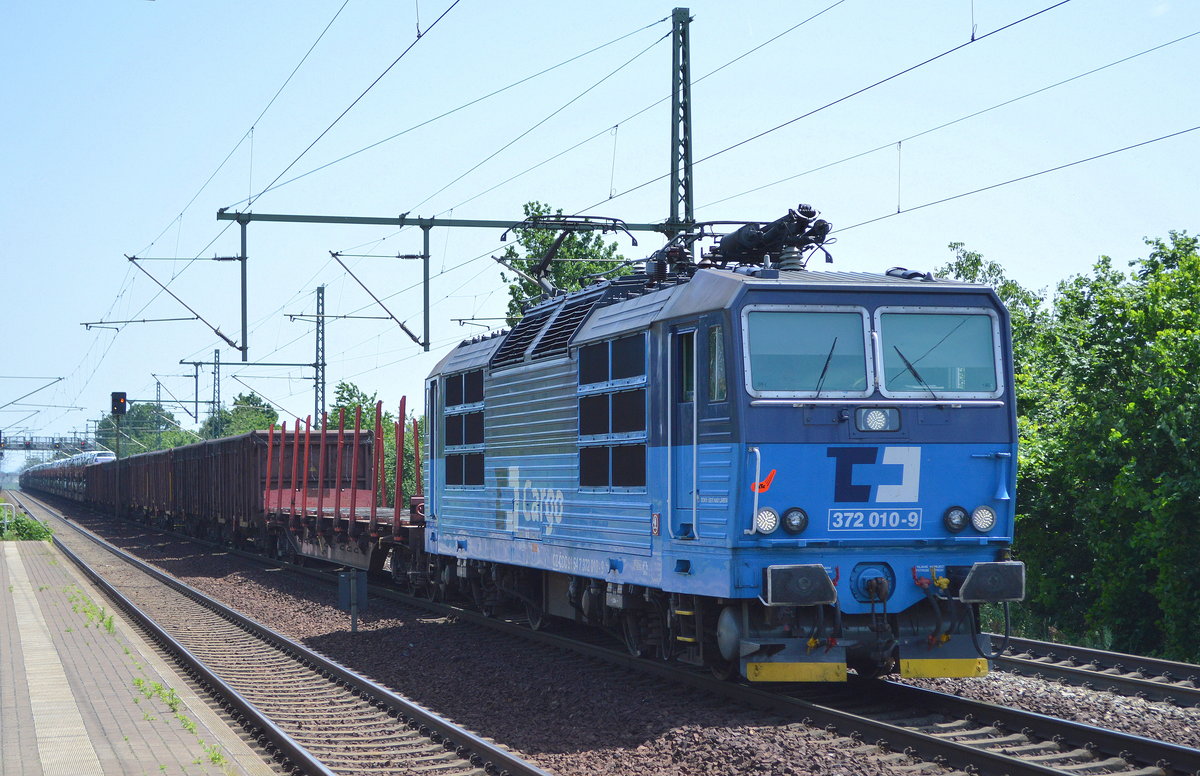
[357,583,1200,776]
[992,634,1200,707]
[17,491,551,776]
[22,489,1198,776]
[6,489,333,776]
[52,536,338,776]
[874,681,1200,776]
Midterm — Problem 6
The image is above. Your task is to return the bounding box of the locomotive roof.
[431,266,993,376]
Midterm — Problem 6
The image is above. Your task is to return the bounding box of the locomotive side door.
[669,315,735,541]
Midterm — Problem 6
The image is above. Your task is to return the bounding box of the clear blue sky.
[2,0,1197,470]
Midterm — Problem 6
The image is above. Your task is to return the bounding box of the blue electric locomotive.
[416,205,1024,681]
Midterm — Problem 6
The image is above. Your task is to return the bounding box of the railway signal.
[111,392,127,415]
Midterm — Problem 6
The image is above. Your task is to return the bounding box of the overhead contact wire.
[402,29,670,215]
[440,0,846,217]
[578,0,1075,213]
[221,15,670,209]
[243,0,462,212]
[839,125,1200,232]
[700,28,1200,210]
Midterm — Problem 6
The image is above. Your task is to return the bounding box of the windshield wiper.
[814,337,838,396]
[892,345,938,398]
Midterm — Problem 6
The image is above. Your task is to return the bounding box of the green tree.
[328,380,425,510]
[96,402,179,455]
[198,392,278,439]
[945,233,1200,660]
[499,201,628,322]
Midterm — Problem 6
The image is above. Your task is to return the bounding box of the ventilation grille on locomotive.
[490,308,553,368]
[531,294,603,359]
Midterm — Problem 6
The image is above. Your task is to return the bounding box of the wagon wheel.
[389,548,413,593]
[276,531,304,566]
[258,526,276,559]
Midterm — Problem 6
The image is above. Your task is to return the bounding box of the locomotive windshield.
[877,309,1000,397]
[744,308,871,396]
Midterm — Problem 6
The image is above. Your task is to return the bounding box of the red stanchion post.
[264,423,275,514]
[300,415,312,528]
[276,421,288,517]
[348,405,362,534]
[333,409,346,531]
[316,412,328,532]
[394,397,406,537]
[370,401,382,535]
[289,418,301,528]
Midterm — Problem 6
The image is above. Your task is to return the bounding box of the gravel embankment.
[902,673,1200,749]
[65,515,1200,773]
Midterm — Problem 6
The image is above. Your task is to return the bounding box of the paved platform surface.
[1,540,277,776]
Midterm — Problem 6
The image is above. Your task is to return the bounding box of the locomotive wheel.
[524,600,548,631]
[422,558,447,602]
[622,611,647,657]
[707,652,738,681]
[471,576,498,617]
[654,602,676,662]
[847,658,886,679]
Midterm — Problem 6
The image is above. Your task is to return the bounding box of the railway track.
[992,635,1200,708]
[433,603,1200,776]
[10,490,550,776]
[18,489,1200,776]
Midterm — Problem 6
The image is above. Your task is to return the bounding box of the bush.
[0,513,53,541]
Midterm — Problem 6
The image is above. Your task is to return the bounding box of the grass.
[65,585,116,633]
[200,741,226,766]
[130,673,225,768]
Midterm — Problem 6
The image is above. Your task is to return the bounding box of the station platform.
[1,540,277,776]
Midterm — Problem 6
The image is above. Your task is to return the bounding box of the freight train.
[22,204,1024,682]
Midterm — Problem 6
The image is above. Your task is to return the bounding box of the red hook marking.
[751,469,777,493]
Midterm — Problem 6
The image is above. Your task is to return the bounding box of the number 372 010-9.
[827,509,922,531]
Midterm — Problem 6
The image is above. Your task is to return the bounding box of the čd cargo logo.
[826,446,920,503]
[503,466,565,533]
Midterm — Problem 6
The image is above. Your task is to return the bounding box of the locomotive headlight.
[970,505,997,532]
[754,506,780,534]
[782,508,809,534]
[855,407,900,432]
[943,506,969,533]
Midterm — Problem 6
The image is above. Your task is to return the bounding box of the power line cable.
[242,0,462,212]
[136,0,354,258]
[576,0,1074,215]
[401,29,670,216]
[430,0,848,219]
[698,28,1200,211]
[218,15,670,209]
[838,125,1200,232]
